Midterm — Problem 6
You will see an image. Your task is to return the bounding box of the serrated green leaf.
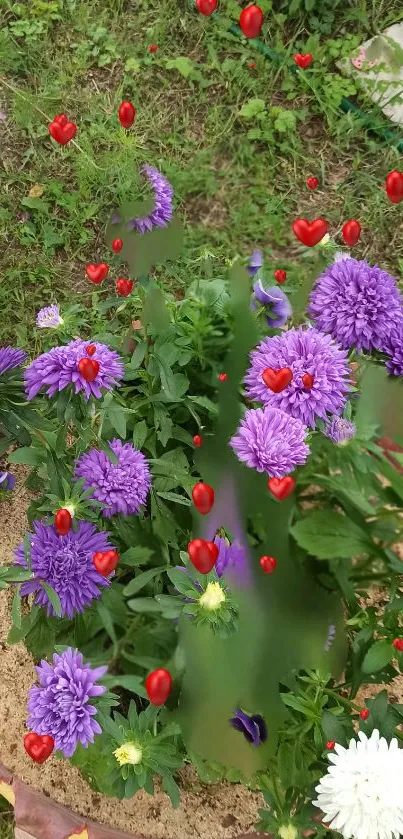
[123,566,166,597]
[361,639,393,674]
[290,511,370,559]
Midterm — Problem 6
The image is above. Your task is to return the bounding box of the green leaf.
[132,420,149,450]
[321,709,349,745]
[102,674,148,698]
[161,773,181,808]
[40,581,62,617]
[290,511,370,559]
[119,546,154,567]
[97,601,117,643]
[166,56,195,79]
[239,98,266,119]
[11,587,22,629]
[156,491,191,506]
[127,597,164,613]
[8,446,44,466]
[129,341,146,369]
[361,640,394,674]
[106,402,127,438]
[123,566,166,597]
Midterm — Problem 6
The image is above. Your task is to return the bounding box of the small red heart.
[24,733,54,764]
[54,508,72,536]
[192,482,215,515]
[302,372,314,389]
[116,278,133,297]
[48,118,77,145]
[112,238,123,253]
[188,538,219,573]
[148,44,158,52]
[268,476,296,500]
[85,263,109,284]
[359,708,369,720]
[77,358,100,382]
[118,101,136,130]
[239,4,264,38]
[393,638,403,651]
[86,344,96,356]
[259,555,276,574]
[306,176,319,190]
[293,218,328,247]
[326,741,335,750]
[218,373,227,382]
[262,367,293,393]
[342,220,361,247]
[145,669,172,706]
[93,550,119,575]
[249,62,256,69]
[193,434,203,447]
[196,0,218,14]
[274,269,287,284]
[385,170,403,204]
[294,53,313,69]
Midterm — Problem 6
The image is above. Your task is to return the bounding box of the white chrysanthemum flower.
[313,729,403,839]
[113,741,143,766]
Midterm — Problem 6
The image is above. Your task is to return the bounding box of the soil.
[0,466,264,839]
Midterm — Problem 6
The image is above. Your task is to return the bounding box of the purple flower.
[247,250,263,276]
[244,326,350,428]
[308,257,403,352]
[14,520,114,618]
[230,406,309,477]
[382,323,403,376]
[36,304,63,329]
[0,347,27,377]
[213,536,248,578]
[230,708,267,747]
[251,281,292,328]
[324,624,336,652]
[0,471,15,491]
[24,339,124,401]
[325,417,356,444]
[127,165,174,234]
[74,439,151,518]
[27,647,107,758]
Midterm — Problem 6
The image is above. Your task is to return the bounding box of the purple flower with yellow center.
[231,405,309,477]
[24,339,124,401]
[325,416,356,445]
[36,304,63,329]
[230,708,267,747]
[0,347,27,376]
[247,250,263,276]
[127,165,174,233]
[382,323,403,377]
[251,281,292,328]
[0,471,15,491]
[27,647,107,758]
[14,520,114,618]
[244,326,350,428]
[308,257,403,352]
[74,438,151,518]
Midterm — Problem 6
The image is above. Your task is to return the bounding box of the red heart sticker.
[77,358,100,382]
[93,550,119,576]
[294,53,313,69]
[48,118,77,145]
[268,476,296,500]
[342,220,361,247]
[188,538,219,573]
[262,367,293,393]
[23,733,54,764]
[85,263,109,284]
[293,218,328,247]
[385,170,403,204]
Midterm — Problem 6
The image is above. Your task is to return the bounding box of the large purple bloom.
[24,339,124,401]
[127,165,174,233]
[244,327,350,428]
[74,438,151,518]
[14,520,114,618]
[230,405,309,477]
[251,281,292,328]
[27,647,107,758]
[308,257,403,352]
[0,347,27,376]
[382,323,403,376]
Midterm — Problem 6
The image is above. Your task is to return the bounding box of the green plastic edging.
[227,22,403,154]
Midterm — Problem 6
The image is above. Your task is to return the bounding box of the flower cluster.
[24,338,124,401]
[74,439,152,518]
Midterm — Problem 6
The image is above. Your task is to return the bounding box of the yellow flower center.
[199,581,226,611]
[278,824,298,839]
[113,742,143,766]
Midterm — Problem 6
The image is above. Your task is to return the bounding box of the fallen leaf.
[28,184,44,198]
[0,778,15,806]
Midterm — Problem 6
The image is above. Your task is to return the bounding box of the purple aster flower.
[0,347,27,376]
[382,323,403,376]
[325,416,356,444]
[0,471,15,491]
[229,708,267,747]
[308,257,403,352]
[214,535,249,578]
[14,520,114,618]
[27,647,107,758]
[24,339,124,401]
[230,406,309,477]
[127,165,174,234]
[244,326,350,428]
[247,250,263,276]
[251,281,292,328]
[36,304,63,329]
[74,438,151,518]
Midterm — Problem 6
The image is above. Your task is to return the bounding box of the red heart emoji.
[239,4,264,38]
[196,0,218,14]
[385,170,403,204]
[48,118,77,145]
[192,482,215,515]
[294,53,313,69]
[86,344,97,356]
[301,372,314,389]
[274,269,287,284]
[145,669,172,706]
[93,550,119,576]
[259,555,277,574]
[268,476,296,500]
[77,358,100,382]
[293,218,328,247]
[188,539,219,573]
[342,220,361,247]
[306,176,319,190]
[24,732,54,764]
[85,263,109,284]
[116,278,134,297]
[53,114,67,126]
[262,367,293,393]
[118,101,136,130]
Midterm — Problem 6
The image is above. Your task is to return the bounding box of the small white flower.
[313,729,403,839]
[113,741,143,766]
[199,581,226,611]
[36,304,64,329]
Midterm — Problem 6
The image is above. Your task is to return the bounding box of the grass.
[0,798,13,839]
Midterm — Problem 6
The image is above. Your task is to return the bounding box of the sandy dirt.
[0,466,264,839]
